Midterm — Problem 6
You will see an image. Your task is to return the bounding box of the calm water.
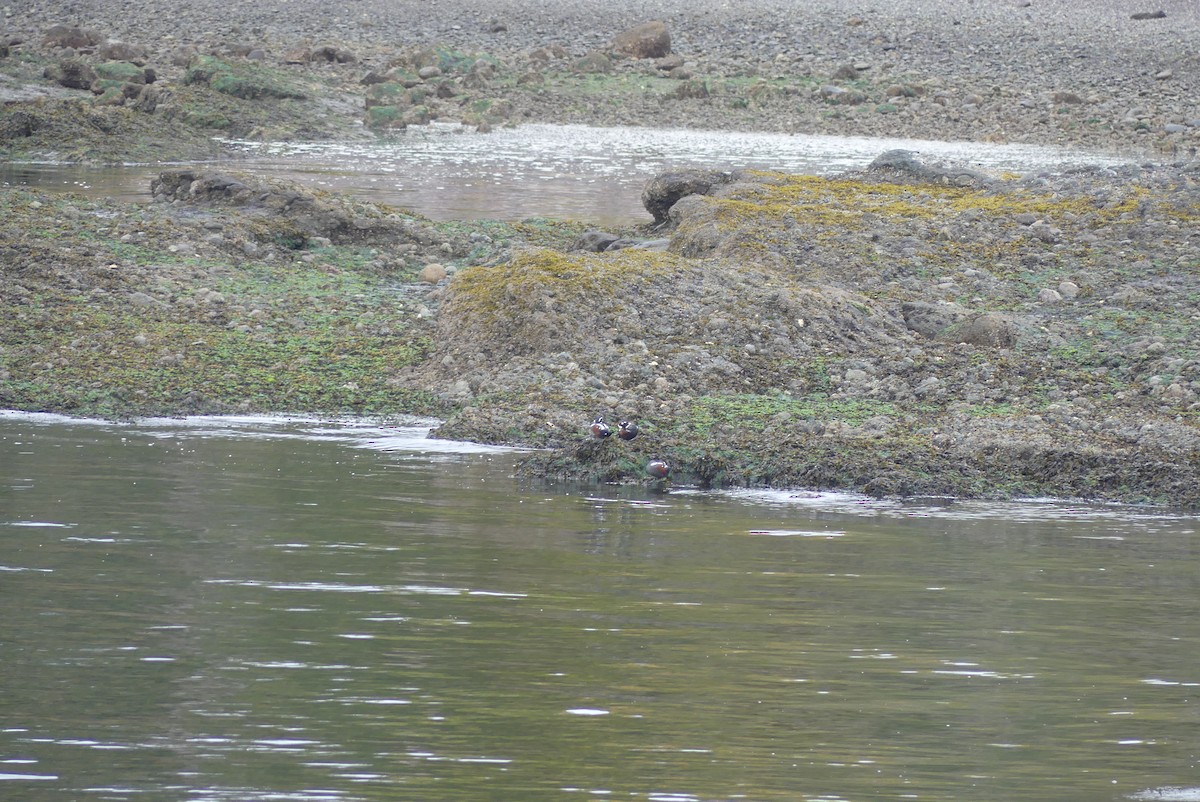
[0,124,1138,224]
[2,412,1198,802]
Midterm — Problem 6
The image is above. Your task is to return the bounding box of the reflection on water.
[1,123,1138,224]
[1,412,1198,802]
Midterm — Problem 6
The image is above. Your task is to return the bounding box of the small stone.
[1038,288,1063,304]
[1058,281,1080,299]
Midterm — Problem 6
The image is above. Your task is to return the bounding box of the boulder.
[98,40,148,63]
[641,168,734,224]
[94,60,152,85]
[45,59,96,90]
[419,263,448,283]
[944,312,1021,347]
[901,301,969,338]
[572,51,613,74]
[43,25,101,50]
[611,21,671,59]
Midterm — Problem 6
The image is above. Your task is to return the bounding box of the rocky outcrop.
[149,169,405,243]
[641,168,735,225]
[868,150,992,187]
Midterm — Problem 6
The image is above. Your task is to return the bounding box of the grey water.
[0,123,1138,225]
[3,411,1199,802]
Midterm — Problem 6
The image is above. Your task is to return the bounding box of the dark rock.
[0,110,38,138]
[311,45,357,64]
[573,230,621,252]
[130,83,163,113]
[46,59,96,90]
[611,21,671,59]
[642,168,734,225]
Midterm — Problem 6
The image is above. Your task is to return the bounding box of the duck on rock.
[590,416,612,439]
[646,459,671,479]
[617,420,639,440]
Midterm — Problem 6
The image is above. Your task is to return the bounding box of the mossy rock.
[415,45,496,75]
[180,108,233,130]
[365,104,405,129]
[364,81,409,108]
[95,60,147,84]
[93,86,128,106]
[184,55,307,101]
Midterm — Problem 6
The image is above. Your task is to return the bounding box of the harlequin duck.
[590,416,612,439]
[646,459,671,479]
[617,420,639,441]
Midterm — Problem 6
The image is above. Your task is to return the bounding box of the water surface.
[2,412,1198,802]
[1,124,1136,224]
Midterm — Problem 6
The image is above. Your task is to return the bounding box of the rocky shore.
[3,1,1200,506]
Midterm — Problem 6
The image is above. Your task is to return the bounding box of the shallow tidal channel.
[0,124,1137,225]
[2,412,1199,802]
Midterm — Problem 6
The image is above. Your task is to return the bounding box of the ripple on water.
[1130,790,1200,802]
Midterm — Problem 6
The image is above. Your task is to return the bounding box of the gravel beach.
[5,0,1200,150]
